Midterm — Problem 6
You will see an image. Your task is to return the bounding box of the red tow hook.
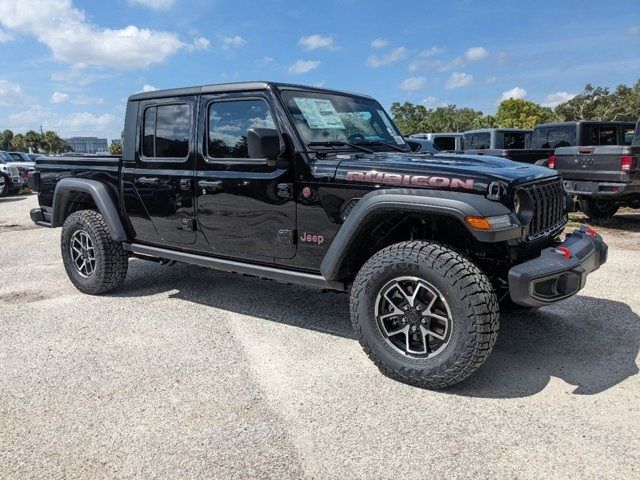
[583,227,598,238]
[555,246,572,259]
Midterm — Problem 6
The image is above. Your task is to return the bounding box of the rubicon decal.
[300,232,325,245]
[346,171,475,190]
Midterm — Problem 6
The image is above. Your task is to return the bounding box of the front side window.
[142,104,191,158]
[208,99,276,159]
[500,132,526,149]
[434,136,456,151]
[623,127,634,145]
[281,90,408,152]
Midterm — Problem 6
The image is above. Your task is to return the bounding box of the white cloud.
[366,46,408,67]
[464,46,489,61]
[409,56,463,72]
[399,76,427,91]
[221,35,246,49]
[371,38,388,48]
[628,26,640,36]
[0,80,26,105]
[189,37,210,51]
[141,84,158,92]
[445,72,474,89]
[501,86,527,101]
[419,46,443,58]
[127,0,175,9]
[287,60,321,74]
[51,69,95,87]
[298,34,336,51]
[51,91,70,103]
[485,76,498,84]
[50,91,104,105]
[542,91,576,107]
[0,0,186,70]
[0,27,13,42]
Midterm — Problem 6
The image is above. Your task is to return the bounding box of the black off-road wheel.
[350,241,499,389]
[579,198,619,222]
[61,210,128,295]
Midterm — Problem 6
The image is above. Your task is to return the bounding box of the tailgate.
[554,146,626,182]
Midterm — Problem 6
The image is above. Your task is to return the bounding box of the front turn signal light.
[465,215,514,231]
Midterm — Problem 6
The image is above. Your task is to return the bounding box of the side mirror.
[247,128,280,160]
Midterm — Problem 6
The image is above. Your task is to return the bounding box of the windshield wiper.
[307,141,373,154]
[353,140,409,152]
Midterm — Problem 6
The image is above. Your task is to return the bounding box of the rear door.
[194,92,296,260]
[127,97,197,246]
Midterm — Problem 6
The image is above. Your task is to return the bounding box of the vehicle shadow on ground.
[114,259,640,398]
[570,211,640,233]
[0,196,28,203]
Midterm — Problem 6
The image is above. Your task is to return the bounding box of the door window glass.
[208,99,276,158]
[142,104,191,158]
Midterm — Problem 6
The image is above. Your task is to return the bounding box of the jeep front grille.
[522,177,567,241]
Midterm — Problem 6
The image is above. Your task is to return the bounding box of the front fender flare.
[52,178,127,241]
[320,188,521,281]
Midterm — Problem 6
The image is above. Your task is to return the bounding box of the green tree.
[1,129,13,150]
[555,81,640,121]
[11,133,26,152]
[390,102,431,135]
[109,141,122,155]
[24,130,42,152]
[495,98,557,129]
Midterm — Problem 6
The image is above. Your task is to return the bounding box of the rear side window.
[499,132,526,149]
[433,136,456,150]
[142,104,191,158]
[208,99,276,159]
[623,127,635,145]
[464,133,490,149]
[531,126,576,149]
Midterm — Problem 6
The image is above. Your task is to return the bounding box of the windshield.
[280,90,408,152]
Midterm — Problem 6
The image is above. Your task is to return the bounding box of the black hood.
[332,151,559,195]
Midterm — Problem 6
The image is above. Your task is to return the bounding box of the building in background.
[66,137,109,154]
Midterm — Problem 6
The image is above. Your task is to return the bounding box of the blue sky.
[0,0,639,141]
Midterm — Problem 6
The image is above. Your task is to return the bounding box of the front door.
[195,93,296,260]
[129,98,197,246]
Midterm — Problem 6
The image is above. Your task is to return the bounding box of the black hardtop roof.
[463,128,532,134]
[534,120,636,129]
[128,81,374,102]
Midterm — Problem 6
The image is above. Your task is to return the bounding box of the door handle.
[137,177,159,186]
[198,180,222,191]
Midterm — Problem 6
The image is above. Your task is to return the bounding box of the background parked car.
[409,132,463,151]
[3,151,34,187]
[0,152,23,196]
[551,118,640,221]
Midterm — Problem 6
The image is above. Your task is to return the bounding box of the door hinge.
[179,217,196,231]
[277,228,295,243]
[277,183,293,199]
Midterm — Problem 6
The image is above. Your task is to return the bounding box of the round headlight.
[514,189,534,226]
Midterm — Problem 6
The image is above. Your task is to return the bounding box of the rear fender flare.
[320,188,519,281]
[52,178,127,241]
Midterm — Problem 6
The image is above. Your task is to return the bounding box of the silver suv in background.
[408,132,463,151]
[0,151,24,196]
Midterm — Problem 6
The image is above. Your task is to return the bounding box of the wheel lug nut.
[403,306,409,311]
[416,305,422,311]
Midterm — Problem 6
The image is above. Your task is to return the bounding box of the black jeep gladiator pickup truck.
[30,82,608,389]
[552,119,639,221]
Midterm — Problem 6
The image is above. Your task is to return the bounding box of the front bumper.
[508,227,608,307]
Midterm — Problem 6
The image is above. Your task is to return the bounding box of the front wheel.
[350,241,499,389]
[61,210,129,295]
[579,198,619,222]
[0,176,10,197]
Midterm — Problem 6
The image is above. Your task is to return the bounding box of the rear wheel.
[579,198,619,222]
[350,241,499,389]
[61,210,128,294]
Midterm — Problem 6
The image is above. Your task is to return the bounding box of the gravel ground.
[1,194,639,479]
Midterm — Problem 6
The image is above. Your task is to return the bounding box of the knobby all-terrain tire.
[578,198,619,222]
[61,209,128,295]
[350,241,499,389]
